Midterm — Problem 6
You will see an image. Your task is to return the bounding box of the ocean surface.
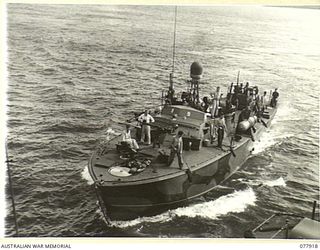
[5,4,320,237]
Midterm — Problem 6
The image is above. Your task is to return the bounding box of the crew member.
[261,91,268,111]
[244,82,250,95]
[168,131,184,169]
[138,110,155,145]
[211,86,221,118]
[216,110,227,149]
[239,83,244,94]
[271,88,279,107]
[231,92,239,110]
[201,96,210,113]
[122,124,139,150]
[225,97,233,114]
[253,90,260,115]
[229,82,234,94]
[165,86,175,104]
[234,82,240,95]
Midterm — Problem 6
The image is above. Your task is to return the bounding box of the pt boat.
[88,62,279,220]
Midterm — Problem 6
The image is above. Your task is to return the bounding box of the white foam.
[110,188,256,228]
[110,212,173,228]
[251,130,293,155]
[81,165,94,185]
[249,102,295,155]
[239,176,286,188]
[174,188,256,219]
[271,101,296,124]
[264,177,286,187]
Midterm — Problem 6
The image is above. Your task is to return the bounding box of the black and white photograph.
[2,1,319,241]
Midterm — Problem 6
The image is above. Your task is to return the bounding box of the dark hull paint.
[94,136,253,220]
[90,108,277,220]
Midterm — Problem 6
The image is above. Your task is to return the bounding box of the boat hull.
[94,137,255,220]
[90,105,277,221]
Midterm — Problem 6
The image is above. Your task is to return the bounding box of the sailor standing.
[138,110,155,145]
[211,86,221,118]
[168,131,184,169]
[216,111,227,149]
[271,88,279,107]
[261,91,268,111]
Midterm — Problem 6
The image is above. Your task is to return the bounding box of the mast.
[168,6,177,102]
[172,6,177,76]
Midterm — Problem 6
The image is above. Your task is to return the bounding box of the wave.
[109,188,256,228]
[40,120,105,134]
[7,4,320,237]
[251,130,294,155]
[264,177,286,187]
[232,174,287,188]
[277,141,318,157]
[272,101,298,124]
[173,188,256,219]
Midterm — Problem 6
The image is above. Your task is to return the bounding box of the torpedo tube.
[238,116,257,131]
[190,62,203,80]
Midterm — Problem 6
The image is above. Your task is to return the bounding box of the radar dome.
[190,62,203,80]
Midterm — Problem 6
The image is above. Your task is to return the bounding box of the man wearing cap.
[271,88,279,107]
[168,131,184,169]
[138,110,155,145]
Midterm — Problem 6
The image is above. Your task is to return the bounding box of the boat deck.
[91,139,233,183]
[89,106,277,185]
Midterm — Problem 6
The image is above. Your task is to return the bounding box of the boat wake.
[250,101,295,155]
[263,177,286,187]
[109,188,256,228]
[173,188,256,219]
[251,130,293,155]
[272,101,297,124]
[109,211,173,228]
[237,176,286,188]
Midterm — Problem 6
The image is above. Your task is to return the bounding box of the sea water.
[5,4,320,237]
